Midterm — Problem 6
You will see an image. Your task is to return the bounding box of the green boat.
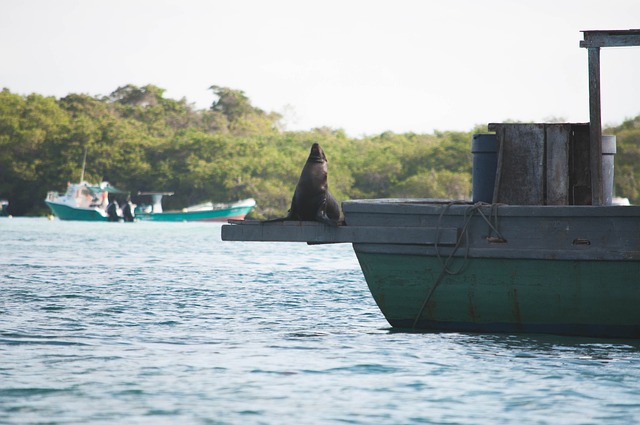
[45,181,129,221]
[0,199,8,217]
[135,192,256,222]
[44,149,132,222]
[222,195,640,338]
[346,199,640,338]
[221,30,640,338]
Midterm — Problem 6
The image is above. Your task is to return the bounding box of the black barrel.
[471,134,498,203]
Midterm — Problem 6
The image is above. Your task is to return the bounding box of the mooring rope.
[412,202,506,329]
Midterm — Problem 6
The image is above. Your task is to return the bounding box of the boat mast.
[79,147,88,182]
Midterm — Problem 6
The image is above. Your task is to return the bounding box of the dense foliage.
[1,85,639,217]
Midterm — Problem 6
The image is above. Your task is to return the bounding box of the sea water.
[1,217,640,424]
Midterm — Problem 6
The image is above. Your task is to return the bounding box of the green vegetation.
[1,85,639,217]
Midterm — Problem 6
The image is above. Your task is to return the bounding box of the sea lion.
[266,143,341,226]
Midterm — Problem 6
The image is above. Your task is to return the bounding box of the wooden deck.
[221,219,458,245]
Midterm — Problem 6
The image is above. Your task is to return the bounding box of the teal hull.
[355,251,640,338]
[136,205,254,222]
[45,201,108,221]
[222,200,640,338]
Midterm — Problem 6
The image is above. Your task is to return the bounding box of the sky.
[2,0,640,137]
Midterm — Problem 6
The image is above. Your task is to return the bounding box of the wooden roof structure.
[580,29,640,205]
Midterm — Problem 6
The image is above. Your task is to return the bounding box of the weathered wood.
[488,123,593,205]
[587,47,603,205]
[491,125,505,205]
[342,198,640,217]
[579,30,640,205]
[580,29,640,48]
[221,220,459,245]
[569,124,592,205]
[546,124,570,205]
[343,199,640,261]
[489,123,545,205]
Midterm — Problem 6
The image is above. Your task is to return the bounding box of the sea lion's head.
[308,143,327,163]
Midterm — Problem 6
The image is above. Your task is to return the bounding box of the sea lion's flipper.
[315,198,339,226]
[316,212,339,226]
[325,191,341,221]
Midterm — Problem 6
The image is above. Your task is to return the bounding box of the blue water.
[2,218,640,424]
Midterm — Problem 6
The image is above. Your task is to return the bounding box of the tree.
[3,83,640,217]
[209,85,281,136]
[108,84,164,107]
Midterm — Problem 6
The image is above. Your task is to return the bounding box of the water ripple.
[2,218,640,424]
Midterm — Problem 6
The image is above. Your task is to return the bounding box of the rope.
[412,202,506,329]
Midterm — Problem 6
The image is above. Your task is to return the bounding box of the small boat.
[45,181,129,221]
[0,199,9,217]
[44,149,133,222]
[134,192,256,222]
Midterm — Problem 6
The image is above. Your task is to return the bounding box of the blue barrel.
[602,135,616,206]
[471,134,498,203]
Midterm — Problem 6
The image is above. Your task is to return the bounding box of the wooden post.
[587,47,603,205]
[580,29,640,205]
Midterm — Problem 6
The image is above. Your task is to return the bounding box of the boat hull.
[355,250,640,338]
[344,199,640,338]
[221,199,640,338]
[45,201,108,221]
[136,204,255,222]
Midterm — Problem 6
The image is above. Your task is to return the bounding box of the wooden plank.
[580,30,640,48]
[489,123,595,205]
[569,124,592,205]
[491,125,505,205]
[489,124,545,205]
[587,47,603,205]
[546,124,570,205]
[221,221,459,245]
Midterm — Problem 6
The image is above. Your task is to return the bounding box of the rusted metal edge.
[221,220,458,245]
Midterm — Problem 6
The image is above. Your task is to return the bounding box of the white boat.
[45,181,129,221]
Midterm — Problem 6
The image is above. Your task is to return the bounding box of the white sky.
[1,0,639,137]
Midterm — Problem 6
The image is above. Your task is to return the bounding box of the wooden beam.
[580,29,640,48]
[221,220,459,245]
[580,30,640,205]
[587,47,603,205]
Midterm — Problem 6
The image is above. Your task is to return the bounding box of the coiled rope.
[411,202,506,329]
